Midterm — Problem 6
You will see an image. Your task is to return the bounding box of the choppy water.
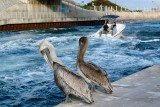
[0,21,160,107]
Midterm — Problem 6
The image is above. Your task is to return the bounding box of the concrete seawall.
[57,65,160,107]
[0,0,104,31]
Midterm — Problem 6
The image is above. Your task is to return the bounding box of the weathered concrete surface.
[116,12,160,21]
[56,65,160,107]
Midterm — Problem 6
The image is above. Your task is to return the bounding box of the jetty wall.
[0,0,106,31]
[0,0,104,25]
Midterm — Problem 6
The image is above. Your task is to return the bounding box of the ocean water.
[0,21,160,107]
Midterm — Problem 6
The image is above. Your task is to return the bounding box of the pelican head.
[79,37,88,50]
[39,40,64,71]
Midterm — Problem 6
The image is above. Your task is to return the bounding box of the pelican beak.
[40,48,54,71]
[108,82,113,94]
[108,86,113,94]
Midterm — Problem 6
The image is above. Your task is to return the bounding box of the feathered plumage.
[39,40,94,103]
[76,37,113,93]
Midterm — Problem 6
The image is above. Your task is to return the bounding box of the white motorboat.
[91,23,125,38]
[91,15,126,38]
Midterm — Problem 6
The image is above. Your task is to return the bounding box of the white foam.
[27,72,44,77]
[141,39,160,43]
[0,38,36,52]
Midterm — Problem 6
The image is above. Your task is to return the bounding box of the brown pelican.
[39,40,94,103]
[76,37,113,93]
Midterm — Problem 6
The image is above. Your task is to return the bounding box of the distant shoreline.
[115,11,160,22]
[119,18,160,22]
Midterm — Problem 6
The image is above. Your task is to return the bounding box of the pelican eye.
[80,42,83,46]
[41,48,50,55]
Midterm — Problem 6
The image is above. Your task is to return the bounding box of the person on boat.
[99,19,109,36]
[110,21,116,30]
[110,21,116,35]
[103,19,109,34]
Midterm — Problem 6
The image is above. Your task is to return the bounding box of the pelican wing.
[87,61,107,76]
[86,62,113,92]
[79,61,109,86]
[54,63,92,102]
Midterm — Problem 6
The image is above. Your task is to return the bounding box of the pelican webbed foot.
[65,95,72,103]
[91,83,96,92]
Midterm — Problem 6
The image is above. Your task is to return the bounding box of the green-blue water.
[0,21,160,106]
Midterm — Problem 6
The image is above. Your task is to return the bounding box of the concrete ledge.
[56,65,160,107]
